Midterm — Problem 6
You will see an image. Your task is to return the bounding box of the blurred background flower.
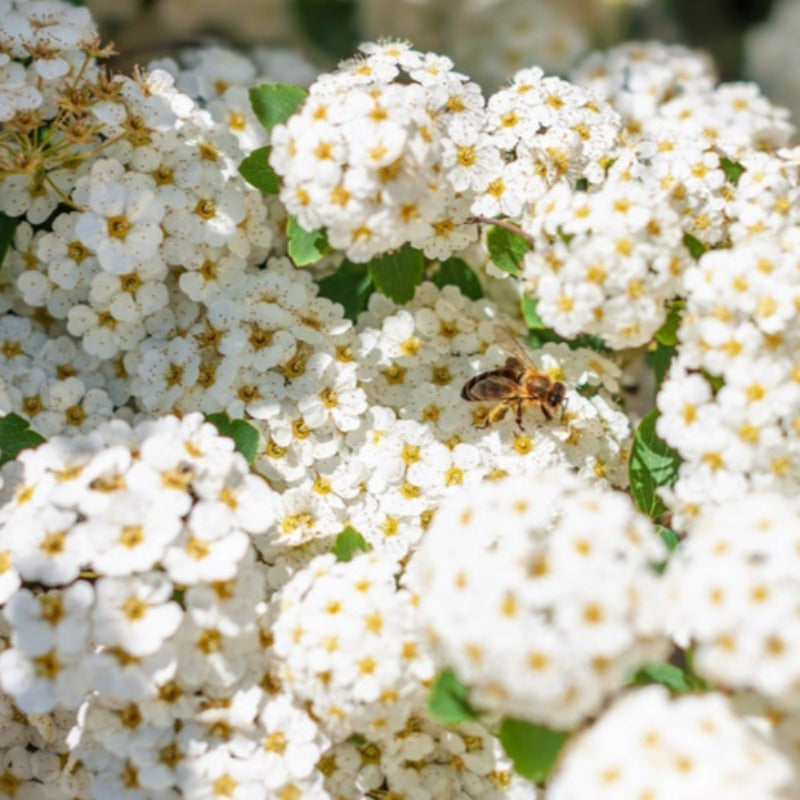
[92,0,784,107]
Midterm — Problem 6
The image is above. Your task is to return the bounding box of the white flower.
[4,581,94,657]
[92,573,183,656]
[0,646,90,713]
[250,694,330,790]
[6,508,84,585]
[74,160,165,275]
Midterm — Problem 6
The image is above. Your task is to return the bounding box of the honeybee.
[461,326,567,429]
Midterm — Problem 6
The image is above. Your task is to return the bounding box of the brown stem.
[467,215,536,248]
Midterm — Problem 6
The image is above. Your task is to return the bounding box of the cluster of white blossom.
[315,714,538,798]
[5,0,800,796]
[547,687,799,800]
[270,41,486,262]
[665,494,800,707]
[656,223,800,523]
[270,552,434,740]
[409,470,668,727]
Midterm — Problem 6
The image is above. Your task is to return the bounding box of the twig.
[467,215,536,248]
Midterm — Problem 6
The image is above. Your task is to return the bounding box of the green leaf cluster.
[331,526,371,562]
[631,661,709,693]
[428,669,480,724]
[431,257,483,300]
[486,226,532,277]
[316,252,483,320]
[498,718,570,784]
[0,413,45,466]
[287,217,330,266]
[205,413,260,464]
[629,410,681,519]
[249,83,308,131]
[317,261,374,321]
[242,84,309,196]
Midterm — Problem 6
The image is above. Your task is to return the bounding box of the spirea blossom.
[0,413,276,713]
[547,687,798,800]
[409,470,668,728]
[666,494,800,710]
[269,42,484,261]
[270,551,434,740]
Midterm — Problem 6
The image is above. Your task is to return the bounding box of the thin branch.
[467,215,536,248]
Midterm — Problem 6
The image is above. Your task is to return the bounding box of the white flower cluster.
[519,152,689,348]
[0,0,99,122]
[665,494,800,708]
[0,413,275,712]
[571,41,794,155]
[409,470,668,728]
[271,552,434,740]
[512,42,794,349]
[355,282,632,487]
[270,41,484,262]
[474,67,620,219]
[548,686,798,800]
[6,0,800,796]
[657,226,800,523]
[317,714,537,799]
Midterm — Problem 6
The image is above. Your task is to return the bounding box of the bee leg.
[541,405,553,421]
[487,403,509,426]
[515,401,525,431]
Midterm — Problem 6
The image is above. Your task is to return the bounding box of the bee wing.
[463,371,521,401]
[493,324,540,371]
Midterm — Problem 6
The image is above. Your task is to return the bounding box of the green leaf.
[0,212,19,269]
[287,217,330,266]
[249,83,308,132]
[367,245,425,305]
[498,718,570,784]
[521,295,548,330]
[575,177,589,191]
[486,226,532,277]
[656,524,679,551]
[239,146,280,194]
[655,300,684,347]
[703,370,725,393]
[317,261,374,321]
[205,413,259,464]
[629,410,681,519]
[431,258,483,300]
[683,233,707,260]
[332,526,371,562]
[720,156,745,184]
[428,669,480,725]
[646,342,675,387]
[630,663,694,693]
[291,0,360,60]
[0,413,45,466]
